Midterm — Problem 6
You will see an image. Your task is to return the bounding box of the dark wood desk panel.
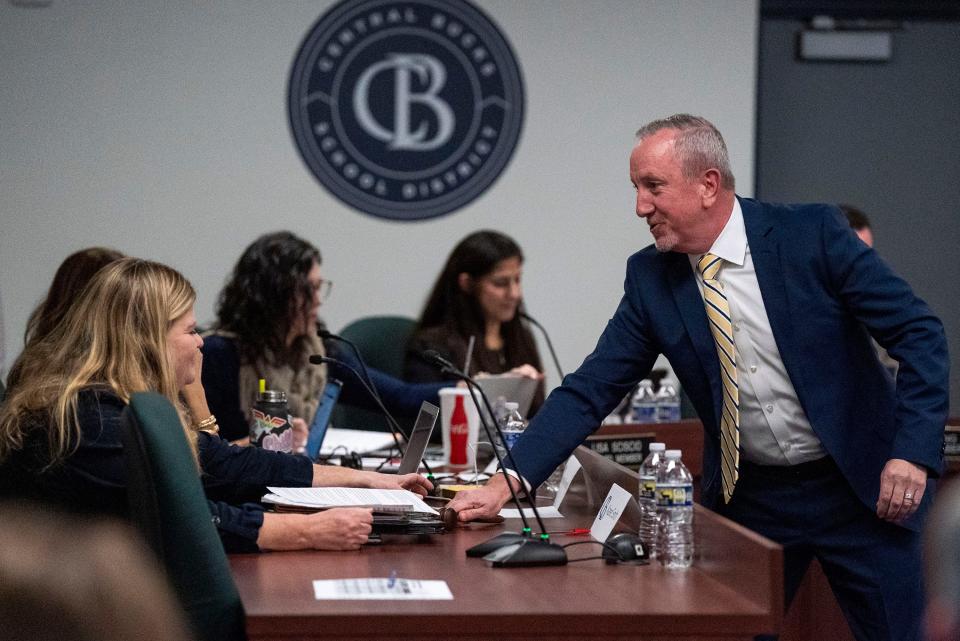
[593,421,705,494]
[601,421,855,640]
[231,448,782,641]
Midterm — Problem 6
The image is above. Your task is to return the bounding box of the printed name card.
[589,483,631,542]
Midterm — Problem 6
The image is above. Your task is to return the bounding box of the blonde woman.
[0,258,430,552]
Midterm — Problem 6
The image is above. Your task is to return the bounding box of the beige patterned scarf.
[211,330,327,424]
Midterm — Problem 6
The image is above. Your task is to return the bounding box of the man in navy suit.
[449,115,949,640]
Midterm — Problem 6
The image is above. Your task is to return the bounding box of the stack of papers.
[263,487,439,515]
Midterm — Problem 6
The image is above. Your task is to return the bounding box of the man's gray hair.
[635,114,735,190]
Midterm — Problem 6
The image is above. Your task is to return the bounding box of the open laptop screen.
[305,378,342,462]
[397,401,440,475]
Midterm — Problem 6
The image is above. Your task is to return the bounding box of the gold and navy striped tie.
[697,253,740,503]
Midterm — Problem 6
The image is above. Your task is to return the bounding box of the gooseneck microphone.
[519,311,565,382]
[308,354,407,451]
[309,353,435,478]
[317,329,406,451]
[421,350,567,568]
[318,329,379,393]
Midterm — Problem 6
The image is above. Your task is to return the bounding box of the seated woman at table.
[202,231,447,442]
[7,246,125,392]
[23,246,125,346]
[403,230,545,414]
[0,258,430,553]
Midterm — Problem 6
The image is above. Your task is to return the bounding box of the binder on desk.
[262,487,446,535]
[263,487,438,515]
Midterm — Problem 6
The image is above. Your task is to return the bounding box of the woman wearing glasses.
[403,230,545,415]
[202,231,444,442]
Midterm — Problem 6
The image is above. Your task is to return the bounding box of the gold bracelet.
[194,414,218,430]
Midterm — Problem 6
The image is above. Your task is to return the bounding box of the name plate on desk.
[586,428,655,471]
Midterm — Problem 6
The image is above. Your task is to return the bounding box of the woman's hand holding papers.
[258,508,374,551]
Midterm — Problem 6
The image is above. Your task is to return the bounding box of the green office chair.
[331,315,415,431]
[121,392,246,641]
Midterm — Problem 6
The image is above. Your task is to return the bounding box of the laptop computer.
[305,378,342,462]
[397,401,440,474]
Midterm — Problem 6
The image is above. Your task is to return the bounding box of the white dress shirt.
[688,198,826,466]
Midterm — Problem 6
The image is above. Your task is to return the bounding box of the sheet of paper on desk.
[321,428,397,455]
[499,505,564,519]
[313,578,453,600]
[264,487,438,515]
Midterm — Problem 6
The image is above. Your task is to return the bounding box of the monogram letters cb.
[288,0,525,221]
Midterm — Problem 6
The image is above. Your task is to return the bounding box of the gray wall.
[0,0,759,389]
[757,18,959,414]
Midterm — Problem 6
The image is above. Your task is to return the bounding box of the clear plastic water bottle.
[655,382,682,423]
[492,395,508,428]
[638,442,666,559]
[657,449,694,568]
[539,460,566,502]
[630,379,657,424]
[496,402,526,460]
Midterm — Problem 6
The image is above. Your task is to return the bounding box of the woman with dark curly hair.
[403,230,545,414]
[202,231,445,442]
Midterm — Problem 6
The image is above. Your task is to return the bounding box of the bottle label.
[448,395,470,466]
[657,483,693,507]
[633,405,657,424]
[449,419,469,465]
[657,404,681,422]
[639,476,656,500]
[502,429,523,451]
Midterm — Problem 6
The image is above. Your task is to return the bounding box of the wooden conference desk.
[230,447,783,640]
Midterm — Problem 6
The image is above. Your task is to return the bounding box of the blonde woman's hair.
[0,258,196,465]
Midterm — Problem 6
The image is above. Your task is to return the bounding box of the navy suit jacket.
[510,197,949,531]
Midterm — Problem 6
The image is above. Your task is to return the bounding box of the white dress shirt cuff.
[501,467,533,494]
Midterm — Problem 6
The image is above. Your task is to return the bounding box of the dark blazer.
[509,197,949,531]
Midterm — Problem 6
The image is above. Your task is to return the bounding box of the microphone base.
[483,540,568,568]
[466,532,529,558]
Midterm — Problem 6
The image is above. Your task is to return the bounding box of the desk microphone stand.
[423,351,566,568]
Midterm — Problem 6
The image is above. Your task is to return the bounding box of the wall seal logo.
[288,0,524,221]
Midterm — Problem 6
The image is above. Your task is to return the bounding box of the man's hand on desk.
[258,508,374,551]
[447,474,515,522]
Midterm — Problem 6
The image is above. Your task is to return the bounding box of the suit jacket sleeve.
[819,208,949,474]
[326,341,448,419]
[506,257,662,487]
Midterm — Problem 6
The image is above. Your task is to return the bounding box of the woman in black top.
[404,230,546,414]
[0,258,430,552]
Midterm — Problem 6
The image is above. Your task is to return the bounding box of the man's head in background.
[840,203,873,248]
